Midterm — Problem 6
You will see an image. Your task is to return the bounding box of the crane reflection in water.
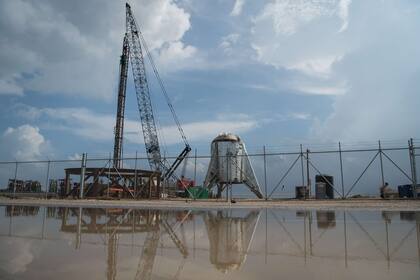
[1,205,420,279]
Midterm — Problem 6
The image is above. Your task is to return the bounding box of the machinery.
[113,3,191,184]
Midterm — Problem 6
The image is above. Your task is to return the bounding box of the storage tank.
[204,133,263,198]
[316,211,336,229]
[315,182,327,199]
[295,186,309,199]
[315,175,334,199]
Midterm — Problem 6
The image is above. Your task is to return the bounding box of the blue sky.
[0,0,419,164]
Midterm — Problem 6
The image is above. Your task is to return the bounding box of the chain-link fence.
[0,139,419,200]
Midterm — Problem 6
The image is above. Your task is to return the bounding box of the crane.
[113,34,129,169]
[114,3,191,182]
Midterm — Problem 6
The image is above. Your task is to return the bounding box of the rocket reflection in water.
[203,210,261,273]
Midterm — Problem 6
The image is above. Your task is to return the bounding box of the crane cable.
[137,29,189,147]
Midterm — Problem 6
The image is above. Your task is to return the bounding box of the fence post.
[45,160,51,199]
[134,151,138,198]
[339,142,345,199]
[409,138,418,198]
[300,144,305,187]
[306,149,310,197]
[79,153,87,199]
[107,153,111,198]
[264,145,268,200]
[194,148,197,183]
[13,161,18,198]
[226,153,229,202]
[378,141,385,187]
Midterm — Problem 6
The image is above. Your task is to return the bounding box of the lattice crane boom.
[113,34,129,169]
[126,3,162,171]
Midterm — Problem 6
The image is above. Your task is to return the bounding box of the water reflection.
[316,211,336,229]
[203,210,260,273]
[0,205,420,279]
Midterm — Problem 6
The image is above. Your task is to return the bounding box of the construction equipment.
[176,155,196,196]
[118,3,191,183]
[113,34,129,169]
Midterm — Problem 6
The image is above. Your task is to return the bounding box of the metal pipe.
[385,219,390,270]
[194,148,197,183]
[264,145,268,200]
[134,151,138,198]
[107,153,111,198]
[382,151,413,182]
[226,153,229,202]
[306,149,310,197]
[265,208,268,264]
[79,153,87,199]
[304,211,307,264]
[339,142,345,199]
[344,211,348,268]
[0,146,416,165]
[42,206,46,239]
[300,144,305,187]
[345,152,379,197]
[268,154,301,198]
[45,160,50,199]
[379,141,385,188]
[13,161,18,198]
[410,138,418,198]
[76,207,82,249]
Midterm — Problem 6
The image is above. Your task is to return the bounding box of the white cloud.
[338,0,352,32]
[0,124,49,160]
[250,0,352,95]
[288,112,311,120]
[295,85,347,96]
[287,55,343,78]
[0,240,34,274]
[0,0,197,100]
[230,0,245,16]
[15,105,258,146]
[156,41,198,71]
[0,76,23,96]
[253,0,351,35]
[219,33,240,55]
[68,153,82,160]
[310,1,420,141]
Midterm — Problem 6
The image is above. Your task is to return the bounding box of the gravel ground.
[1,197,420,211]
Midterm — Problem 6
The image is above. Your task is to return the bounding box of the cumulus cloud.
[311,1,420,141]
[253,0,351,35]
[250,0,352,96]
[0,75,24,96]
[287,55,343,79]
[0,124,49,160]
[295,84,347,96]
[230,0,245,16]
[219,33,240,55]
[0,0,197,100]
[14,105,258,146]
[0,240,34,275]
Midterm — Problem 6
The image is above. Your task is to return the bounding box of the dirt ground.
[1,197,420,211]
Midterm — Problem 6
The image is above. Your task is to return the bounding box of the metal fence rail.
[0,139,418,200]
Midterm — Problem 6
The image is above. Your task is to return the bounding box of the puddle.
[0,205,419,279]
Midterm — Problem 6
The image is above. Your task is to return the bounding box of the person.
[380,182,389,198]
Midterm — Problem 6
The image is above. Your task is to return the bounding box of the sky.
[0,0,419,194]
